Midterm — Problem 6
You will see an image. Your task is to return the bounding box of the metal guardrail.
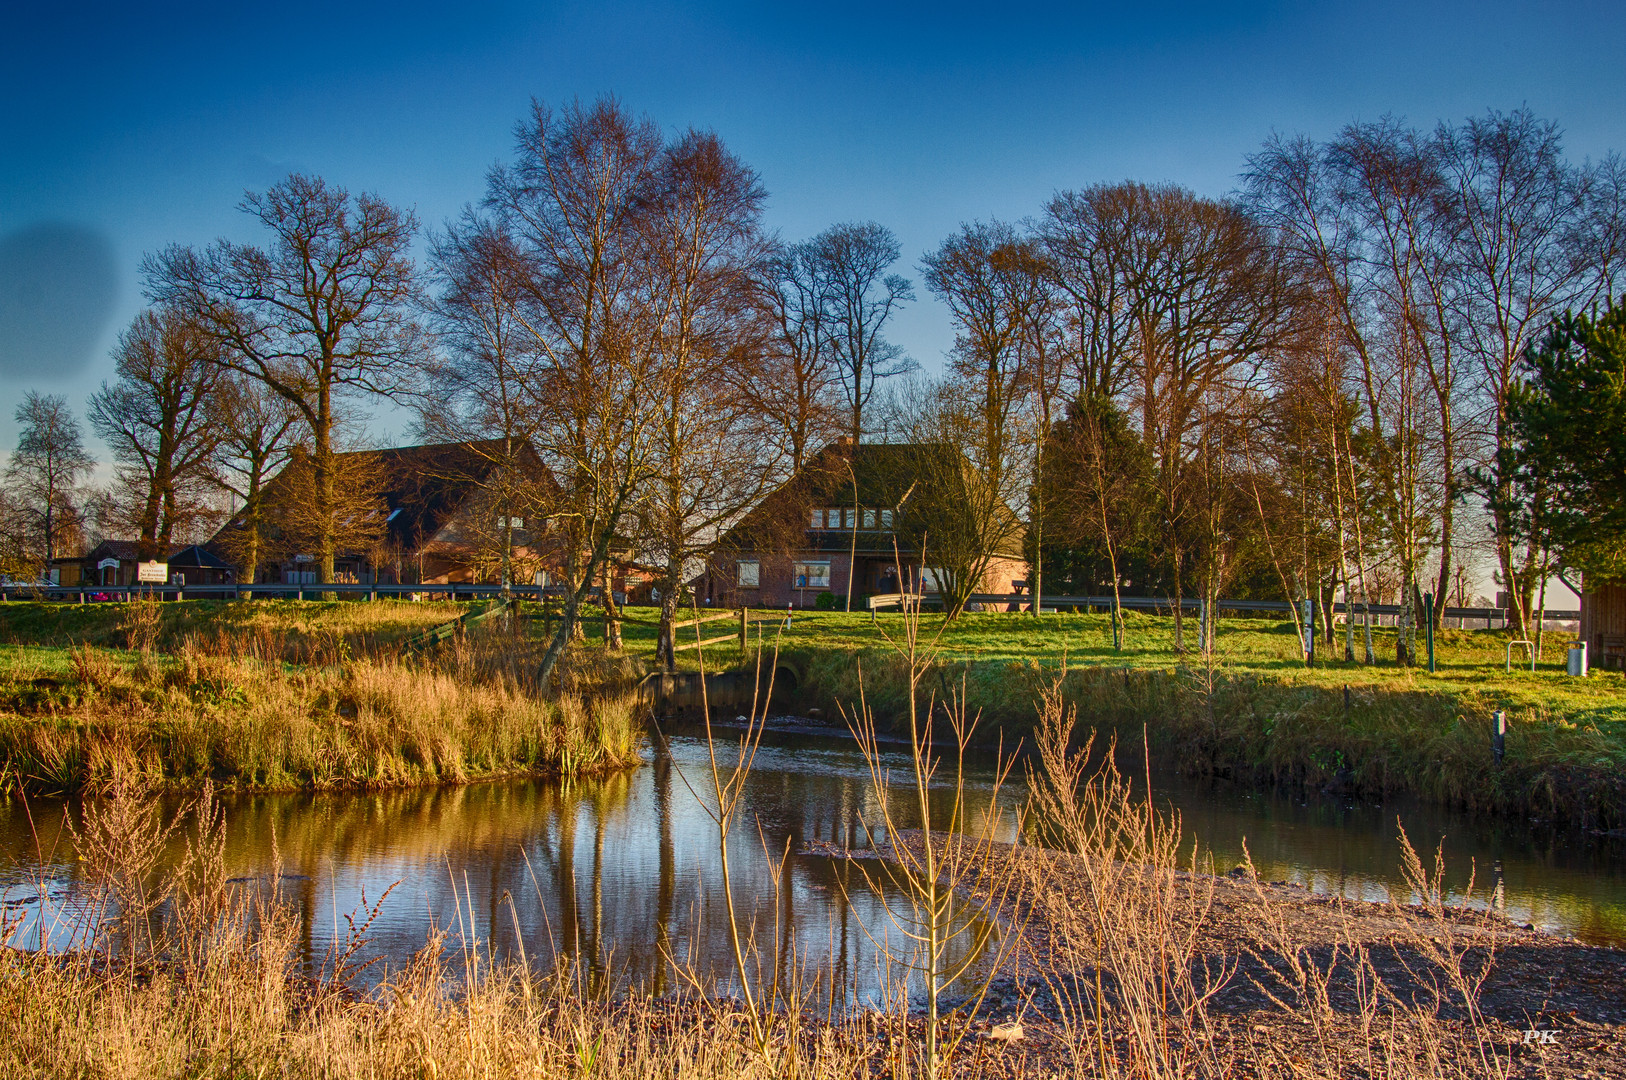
[0,583,569,603]
[0,583,1579,623]
[957,594,1579,621]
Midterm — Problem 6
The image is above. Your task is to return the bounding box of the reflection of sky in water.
[5,725,1626,998]
[1150,775,1626,946]
[0,730,1017,1003]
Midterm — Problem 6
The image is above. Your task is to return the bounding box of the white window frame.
[736,559,761,588]
[810,509,824,528]
[793,560,831,589]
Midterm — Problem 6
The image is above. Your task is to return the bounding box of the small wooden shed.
[1579,582,1626,671]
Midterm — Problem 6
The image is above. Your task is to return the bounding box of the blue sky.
[3,0,1624,456]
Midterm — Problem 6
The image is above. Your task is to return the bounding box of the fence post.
[1424,592,1436,673]
[1493,709,1506,765]
[738,606,748,650]
[1302,598,1315,668]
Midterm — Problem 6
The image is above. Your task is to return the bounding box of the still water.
[3,718,1625,1000]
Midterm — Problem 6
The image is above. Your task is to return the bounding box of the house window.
[881,509,893,528]
[498,515,524,530]
[386,507,405,522]
[811,509,824,528]
[793,561,831,589]
[863,508,877,529]
[737,559,760,588]
[843,508,855,529]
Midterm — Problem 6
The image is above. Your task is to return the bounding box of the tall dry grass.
[0,625,643,794]
[1019,678,1520,1079]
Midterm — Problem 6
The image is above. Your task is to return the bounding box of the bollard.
[1424,592,1436,673]
[1493,710,1506,765]
[1343,684,1350,713]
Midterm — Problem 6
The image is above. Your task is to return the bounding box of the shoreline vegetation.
[667,608,1626,829]
[2,600,1625,825]
[4,698,1623,1079]
[0,600,642,795]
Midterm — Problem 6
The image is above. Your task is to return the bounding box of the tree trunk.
[602,559,623,652]
[315,381,336,593]
[658,553,682,671]
[537,519,622,690]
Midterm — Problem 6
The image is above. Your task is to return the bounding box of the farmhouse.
[49,540,234,589]
[209,439,561,586]
[700,438,1026,610]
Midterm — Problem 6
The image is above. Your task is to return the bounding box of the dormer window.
[386,507,405,523]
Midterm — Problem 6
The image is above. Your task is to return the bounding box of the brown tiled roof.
[717,440,955,556]
[56,541,230,568]
[208,438,557,559]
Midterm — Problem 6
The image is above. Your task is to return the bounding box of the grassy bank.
[0,601,643,794]
[618,609,1626,827]
[6,601,1625,821]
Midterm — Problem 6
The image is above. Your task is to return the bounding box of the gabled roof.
[208,438,557,559]
[366,439,556,551]
[56,540,230,567]
[168,544,232,569]
[718,439,955,555]
[77,539,147,564]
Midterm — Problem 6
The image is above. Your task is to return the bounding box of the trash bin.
[1568,641,1589,677]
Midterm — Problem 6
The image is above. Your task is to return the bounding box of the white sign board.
[97,557,120,571]
[136,561,168,584]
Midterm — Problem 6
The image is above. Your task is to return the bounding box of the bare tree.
[1246,110,1626,650]
[1040,186,1143,401]
[1247,129,1449,663]
[209,373,301,590]
[258,444,389,577]
[1436,110,1626,636]
[145,173,425,587]
[890,385,1023,619]
[638,129,775,667]
[922,221,1051,614]
[1051,183,1300,649]
[86,306,223,559]
[421,209,555,590]
[740,239,844,473]
[812,222,915,442]
[487,96,666,685]
[3,391,95,567]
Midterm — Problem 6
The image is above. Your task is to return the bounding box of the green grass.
[5,600,1624,823]
[610,607,1626,713]
[0,602,643,795]
[606,608,1626,826]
